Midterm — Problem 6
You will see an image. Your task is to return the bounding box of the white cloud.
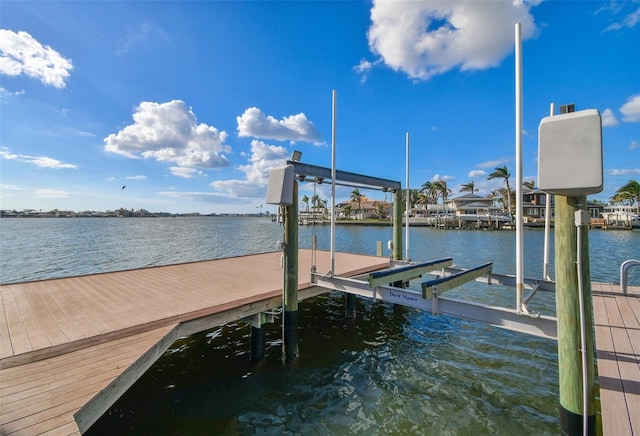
[104,100,230,172]
[620,94,640,122]
[169,167,203,179]
[353,58,383,83]
[125,175,147,180]
[34,189,69,198]
[468,169,486,178]
[236,107,322,144]
[0,29,73,88]
[477,159,510,169]
[602,3,640,31]
[608,168,640,176]
[366,0,538,81]
[0,184,21,191]
[159,190,247,205]
[0,147,77,169]
[432,174,455,182]
[630,141,638,150]
[211,140,289,198]
[601,108,620,126]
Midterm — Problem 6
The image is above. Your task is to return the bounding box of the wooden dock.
[592,282,640,436]
[0,250,387,435]
[1,251,638,435]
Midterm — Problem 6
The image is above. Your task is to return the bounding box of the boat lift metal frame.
[286,158,557,341]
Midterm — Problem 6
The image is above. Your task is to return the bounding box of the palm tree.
[320,199,328,219]
[459,181,477,195]
[612,179,640,213]
[433,180,451,213]
[523,180,535,190]
[350,188,363,219]
[487,166,512,214]
[420,180,438,204]
[301,195,309,211]
[343,204,352,219]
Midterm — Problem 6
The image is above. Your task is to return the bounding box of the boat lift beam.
[286,160,401,192]
[368,258,453,288]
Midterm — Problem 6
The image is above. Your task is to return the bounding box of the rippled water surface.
[1,217,638,434]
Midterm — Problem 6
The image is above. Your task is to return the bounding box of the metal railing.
[620,259,640,294]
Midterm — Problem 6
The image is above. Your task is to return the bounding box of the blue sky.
[1,1,638,214]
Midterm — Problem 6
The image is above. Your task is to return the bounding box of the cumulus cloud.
[366,0,538,81]
[104,100,230,173]
[620,94,640,122]
[211,140,289,198]
[601,108,620,127]
[236,107,322,144]
[125,175,147,180]
[0,147,77,169]
[0,29,73,88]
[468,169,486,178]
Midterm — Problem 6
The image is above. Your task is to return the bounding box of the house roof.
[449,193,486,201]
[456,201,494,210]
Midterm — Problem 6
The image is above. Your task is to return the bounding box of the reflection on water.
[2,217,637,434]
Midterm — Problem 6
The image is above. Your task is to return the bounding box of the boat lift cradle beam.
[312,261,557,341]
[368,258,453,288]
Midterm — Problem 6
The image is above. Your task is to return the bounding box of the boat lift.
[269,158,557,342]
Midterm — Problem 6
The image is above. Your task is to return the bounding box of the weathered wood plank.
[592,292,633,436]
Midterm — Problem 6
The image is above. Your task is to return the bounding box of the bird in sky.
[122,186,126,190]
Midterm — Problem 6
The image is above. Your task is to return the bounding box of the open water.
[1,217,638,435]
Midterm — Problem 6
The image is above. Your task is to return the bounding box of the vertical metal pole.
[515,22,524,313]
[555,195,595,435]
[330,90,337,276]
[283,181,298,362]
[543,103,555,281]
[405,132,410,261]
[393,189,403,262]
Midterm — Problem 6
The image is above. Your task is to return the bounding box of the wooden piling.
[555,195,596,435]
[250,325,265,362]
[283,181,299,362]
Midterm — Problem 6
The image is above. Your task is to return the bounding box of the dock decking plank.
[594,293,633,436]
[0,291,14,359]
[592,282,640,436]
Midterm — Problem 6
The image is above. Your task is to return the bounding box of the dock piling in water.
[283,181,299,362]
[555,194,596,435]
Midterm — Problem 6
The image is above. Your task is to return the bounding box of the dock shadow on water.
[87,292,559,435]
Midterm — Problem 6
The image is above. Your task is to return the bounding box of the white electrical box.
[265,165,295,206]
[538,109,603,196]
